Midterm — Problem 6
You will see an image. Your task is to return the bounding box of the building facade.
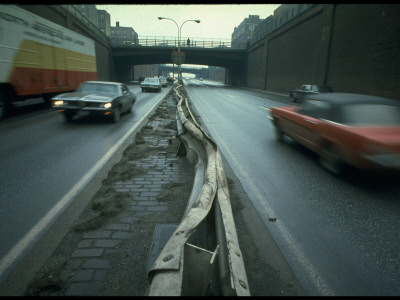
[232,15,262,48]
[231,4,315,47]
[110,21,139,45]
[251,15,277,46]
[97,9,111,37]
[73,4,98,27]
[273,4,314,27]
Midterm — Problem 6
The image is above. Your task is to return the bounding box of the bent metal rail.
[147,84,250,296]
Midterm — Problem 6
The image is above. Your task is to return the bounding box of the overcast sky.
[96,4,280,40]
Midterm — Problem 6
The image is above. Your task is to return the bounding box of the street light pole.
[158,17,200,83]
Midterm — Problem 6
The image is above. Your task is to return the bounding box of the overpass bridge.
[110,37,247,84]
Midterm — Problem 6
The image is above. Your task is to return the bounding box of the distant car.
[269,93,400,175]
[140,77,161,92]
[199,78,203,81]
[159,76,168,87]
[138,76,145,82]
[52,81,136,123]
[166,76,174,82]
[289,85,333,102]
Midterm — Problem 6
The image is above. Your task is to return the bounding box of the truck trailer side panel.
[0,5,97,119]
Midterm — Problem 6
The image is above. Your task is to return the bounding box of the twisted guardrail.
[147,83,250,296]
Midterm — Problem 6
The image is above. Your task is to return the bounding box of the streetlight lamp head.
[195,20,201,23]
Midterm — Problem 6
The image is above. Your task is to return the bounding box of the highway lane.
[0,83,170,283]
[184,79,400,296]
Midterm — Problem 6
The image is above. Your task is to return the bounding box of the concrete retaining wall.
[247,4,400,100]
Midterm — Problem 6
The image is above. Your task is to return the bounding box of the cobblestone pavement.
[23,91,195,296]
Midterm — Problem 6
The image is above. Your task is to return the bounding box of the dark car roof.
[303,84,331,87]
[307,93,400,106]
[84,81,123,86]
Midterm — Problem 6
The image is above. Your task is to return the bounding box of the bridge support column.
[226,63,245,86]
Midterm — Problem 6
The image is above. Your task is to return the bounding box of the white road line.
[259,105,270,112]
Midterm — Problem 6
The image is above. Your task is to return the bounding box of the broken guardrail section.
[147,84,250,296]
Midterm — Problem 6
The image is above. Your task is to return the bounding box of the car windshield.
[316,86,333,93]
[298,99,332,119]
[78,83,118,94]
[144,78,159,83]
[341,103,400,125]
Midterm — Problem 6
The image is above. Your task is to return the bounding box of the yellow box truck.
[0,5,97,120]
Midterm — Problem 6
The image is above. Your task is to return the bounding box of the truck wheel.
[0,93,6,121]
[319,143,344,175]
[274,123,285,143]
[127,102,133,113]
[64,110,75,122]
[112,106,121,123]
[43,93,53,107]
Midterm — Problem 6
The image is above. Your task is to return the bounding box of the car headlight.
[103,102,112,109]
[53,100,64,106]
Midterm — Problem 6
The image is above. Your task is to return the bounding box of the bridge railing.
[111,36,247,49]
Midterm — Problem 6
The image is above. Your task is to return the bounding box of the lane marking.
[259,105,270,112]
[0,97,163,282]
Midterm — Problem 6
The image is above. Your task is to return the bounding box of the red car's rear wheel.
[319,144,344,175]
[274,123,285,143]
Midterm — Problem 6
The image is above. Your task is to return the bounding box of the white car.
[140,77,162,92]
[159,76,168,87]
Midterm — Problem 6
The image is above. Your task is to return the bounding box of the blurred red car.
[269,93,400,175]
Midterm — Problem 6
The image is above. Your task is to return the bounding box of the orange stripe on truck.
[8,39,97,96]
[10,67,97,96]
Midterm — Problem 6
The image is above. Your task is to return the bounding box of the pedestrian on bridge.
[187,38,190,47]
